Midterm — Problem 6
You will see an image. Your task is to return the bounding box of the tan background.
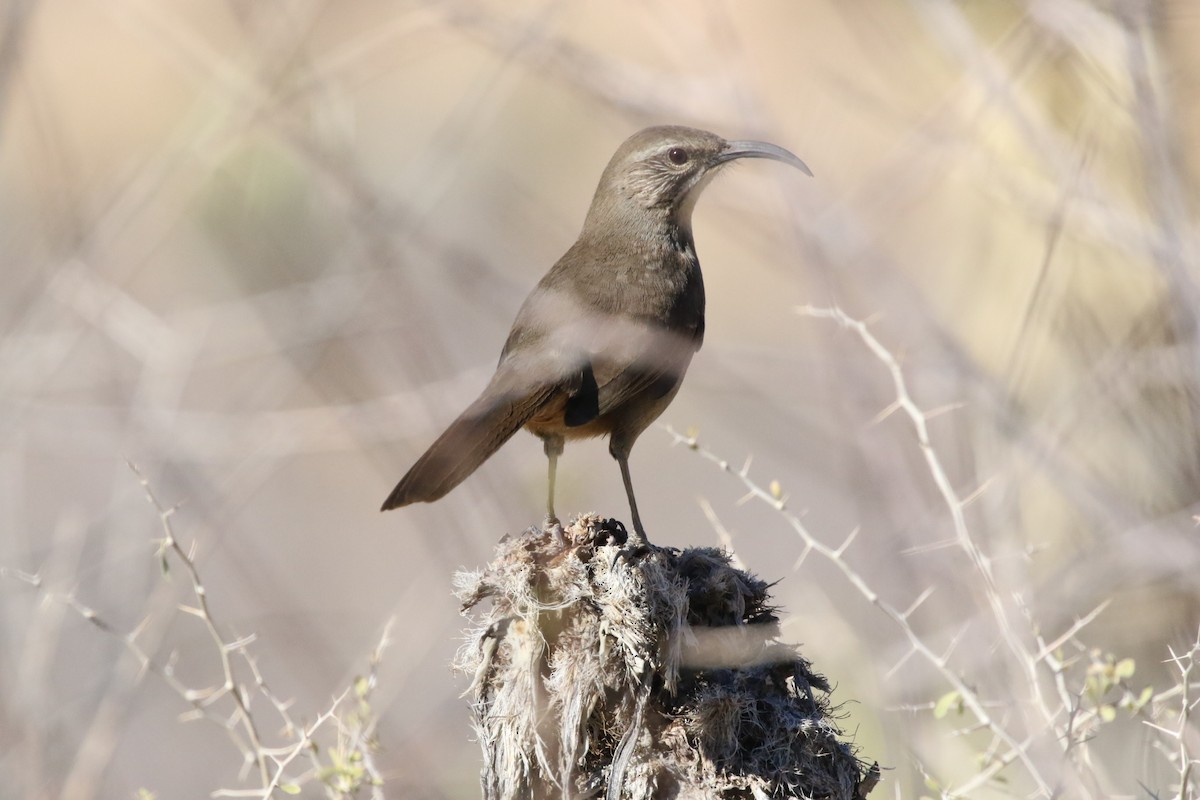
[2,1,1199,797]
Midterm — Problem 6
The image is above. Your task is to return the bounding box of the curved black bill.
[717,140,813,177]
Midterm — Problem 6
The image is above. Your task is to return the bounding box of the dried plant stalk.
[455,514,877,800]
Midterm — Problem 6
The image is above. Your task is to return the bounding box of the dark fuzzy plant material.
[455,514,878,800]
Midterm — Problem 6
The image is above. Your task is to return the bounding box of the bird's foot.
[605,520,652,570]
[625,520,653,550]
[543,515,565,547]
[626,530,651,550]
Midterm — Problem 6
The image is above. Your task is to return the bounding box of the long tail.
[381,380,553,511]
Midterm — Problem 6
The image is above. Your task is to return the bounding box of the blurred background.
[2,0,1199,797]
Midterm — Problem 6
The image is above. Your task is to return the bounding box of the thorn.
[791,542,813,571]
[924,402,966,420]
[869,400,901,426]
[961,477,996,507]
[885,646,917,679]
[833,526,861,557]
[901,586,936,619]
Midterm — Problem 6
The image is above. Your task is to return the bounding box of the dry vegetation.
[456,514,873,799]
[2,1,1199,798]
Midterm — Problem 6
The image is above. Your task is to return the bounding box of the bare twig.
[665,423,1048,796]
[2,466,394,798]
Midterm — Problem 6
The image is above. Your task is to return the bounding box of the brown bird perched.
[382,125,811,545]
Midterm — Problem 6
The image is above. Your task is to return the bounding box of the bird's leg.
[616,454,649,547]
[543,435,565,535]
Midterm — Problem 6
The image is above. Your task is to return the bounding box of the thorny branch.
[130,460,272,786]
[666,418,1051,797]
[667,304,1142,797]
[1143,629,1200,800]
[671,304,1200,797]
[1,464,393,799]
[798,305,1059,731]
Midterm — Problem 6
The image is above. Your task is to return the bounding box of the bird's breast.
[604,244,703,324]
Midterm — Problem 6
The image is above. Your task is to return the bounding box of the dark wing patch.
[564,361,600,427]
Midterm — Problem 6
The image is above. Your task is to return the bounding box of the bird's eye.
[667,147,689,166]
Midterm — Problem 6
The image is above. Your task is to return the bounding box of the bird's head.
[581,125,811,239]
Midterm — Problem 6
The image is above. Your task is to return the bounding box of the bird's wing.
[577,319,700,423]
[591,361,684,419]
[500,280,699,428]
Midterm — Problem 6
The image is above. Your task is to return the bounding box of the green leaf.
[933,690,961,719]
[1114,658,1136,680]
[1133,685,1154,712]
[1098,704,1117,722]
[280,784,302,795]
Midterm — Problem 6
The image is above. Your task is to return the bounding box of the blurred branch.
[0,0,36,135]
[1118,0,1200,327]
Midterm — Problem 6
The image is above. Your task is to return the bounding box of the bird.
[382,125,811,545]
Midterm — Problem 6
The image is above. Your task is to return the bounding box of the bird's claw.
[606,523,652,569]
